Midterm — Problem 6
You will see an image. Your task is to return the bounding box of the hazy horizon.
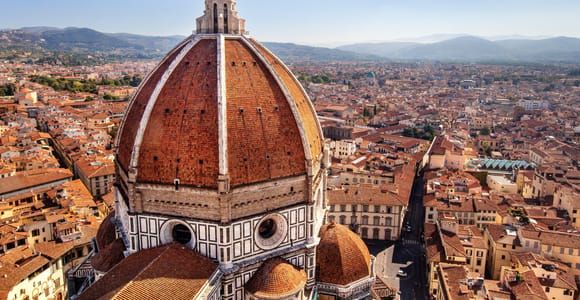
[2,0,580,46]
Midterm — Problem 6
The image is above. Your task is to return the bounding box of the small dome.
[245,257,307,299]
[316,223,372,285]
[95,212,116,250]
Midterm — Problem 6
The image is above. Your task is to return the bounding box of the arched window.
[223,4,229,33]
[213,3,219,33]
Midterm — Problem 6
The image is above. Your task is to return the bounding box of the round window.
[258,219,277,239]
[172,224,192,245]
[254,214,288,250]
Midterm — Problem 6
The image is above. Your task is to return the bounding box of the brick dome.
[316,223,372,285]
[245,257,307,299]
[95,212,116,250]
[116,35,323,189]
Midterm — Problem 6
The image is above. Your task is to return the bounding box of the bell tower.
[196,0,247,34]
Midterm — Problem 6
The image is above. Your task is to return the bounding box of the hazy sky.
[2,0,580,45]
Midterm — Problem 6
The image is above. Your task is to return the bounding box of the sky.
[2,0,580,46]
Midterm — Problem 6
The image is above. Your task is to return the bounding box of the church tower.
[78,1,375,299]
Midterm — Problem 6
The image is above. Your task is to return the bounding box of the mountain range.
[1,27,580,63]
[337,36,580,62]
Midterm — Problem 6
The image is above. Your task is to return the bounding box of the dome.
[316,223,372,285]
[116,35,323,190]
[95,212,116,250]
[245,257,307,299]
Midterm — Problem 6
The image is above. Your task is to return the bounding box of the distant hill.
[338,36,580,63]
[262,42,380,63]
[2,27,580,64]
[108,33,185,53]
[337,42,418,57]
[40,27,141,51]
[400,36,512,61]
[0,27,377,63]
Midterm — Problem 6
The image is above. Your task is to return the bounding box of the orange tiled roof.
[245,257,307,298]
[0,168,73,195]
[328,186,406,206]
[316,223,371,286]
[116,35,322,189]
[91,238,125,273]
[95,212,116,250]
[79,244,217,300]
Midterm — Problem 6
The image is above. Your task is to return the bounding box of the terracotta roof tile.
[79,244,217,300]
[95,212,117,250]
[328,186,405,206]
[117,41,188,171]
[117,36,322,189]
[245,257,306,298]
[316,223,371,285]
[250,39,323,161]
[137,39,219,187]
[225,39,306,186]
[91,238,126,273]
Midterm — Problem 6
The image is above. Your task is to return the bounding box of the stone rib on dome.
[225,39,306,186]
[116,35,323,189]
[250,39,323,162]
[137,38,219,187]
[117,40,190,171]
[316,223,372,286]
[245,257,307,299]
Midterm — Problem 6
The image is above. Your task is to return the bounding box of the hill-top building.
[75,1,375,299]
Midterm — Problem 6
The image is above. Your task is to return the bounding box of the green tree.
[0,84,16,96]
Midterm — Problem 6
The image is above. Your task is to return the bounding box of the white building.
[487,175,517,194]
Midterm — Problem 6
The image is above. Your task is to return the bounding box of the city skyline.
[3,0,580,45]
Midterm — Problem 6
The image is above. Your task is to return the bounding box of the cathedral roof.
[245,257,307,299]
[79,244,217,300]
[90,238,125,273]
[316,223,372,286]
[116,34,322,189]
[95,211,116,250]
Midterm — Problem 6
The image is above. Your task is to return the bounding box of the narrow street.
[392,175,427,300]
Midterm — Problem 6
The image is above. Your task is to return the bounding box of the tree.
[363,107,370,117]
[480,127,490,136]
[0,84,16,97]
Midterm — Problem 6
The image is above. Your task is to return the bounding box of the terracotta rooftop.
[79,244,217,300]
[91,238,126,273]
[438,264,473,300]
[0,247,50,299]
[0,168,73,196]
[245,257,307,299]
[328,186,406,207]
[507,270,548,300]
[519,228,580,250]
[316,223,371,286]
